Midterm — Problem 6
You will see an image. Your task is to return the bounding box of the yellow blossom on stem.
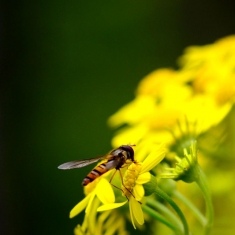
[97,144,166,229]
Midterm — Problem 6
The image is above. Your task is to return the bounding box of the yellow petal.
[96,178,115,204]
[70,194,91,218]
[141,143,166,173]
[133,185,145,201]
[108,96,156,128]
[97,201,127,212]
[85,191,96,214]
[74,225,84,235]
[182,95,232,134]
[136,172,151,184]
[129,197,136,229]
[130,197,144,226]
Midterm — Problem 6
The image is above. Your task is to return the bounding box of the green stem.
[195,166,213,235]
[154,187,190,235]
[146,198,182,230]
[142,205,182,235]
[173,190,206,225]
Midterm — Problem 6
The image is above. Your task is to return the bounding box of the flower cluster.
[61,35,235,235]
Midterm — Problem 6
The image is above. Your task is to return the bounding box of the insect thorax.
[110,146,134,170]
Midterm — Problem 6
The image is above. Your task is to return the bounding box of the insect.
[58,145,135,186]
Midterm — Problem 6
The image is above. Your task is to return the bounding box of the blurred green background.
[1,0,235,234]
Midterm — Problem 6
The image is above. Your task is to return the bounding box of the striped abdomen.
[82,163,110,186]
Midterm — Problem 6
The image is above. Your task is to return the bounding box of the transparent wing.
[58,155,112,170]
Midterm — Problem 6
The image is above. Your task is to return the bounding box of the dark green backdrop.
[1,0,235,234]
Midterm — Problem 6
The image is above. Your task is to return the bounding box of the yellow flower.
[97,144,166,229]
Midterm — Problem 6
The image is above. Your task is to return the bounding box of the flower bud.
[161,141,200,183]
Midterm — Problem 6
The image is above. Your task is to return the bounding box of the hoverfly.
[58,145,135,186]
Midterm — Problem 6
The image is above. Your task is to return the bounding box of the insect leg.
[118,169,137,200]
[109,170,125,194]
[109,169,142,204]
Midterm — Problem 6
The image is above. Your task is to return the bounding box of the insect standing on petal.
[58,145,136,188]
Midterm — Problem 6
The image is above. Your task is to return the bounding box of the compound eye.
[120,145,134,160]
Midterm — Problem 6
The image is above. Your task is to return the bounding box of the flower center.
[122,162,142,198]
